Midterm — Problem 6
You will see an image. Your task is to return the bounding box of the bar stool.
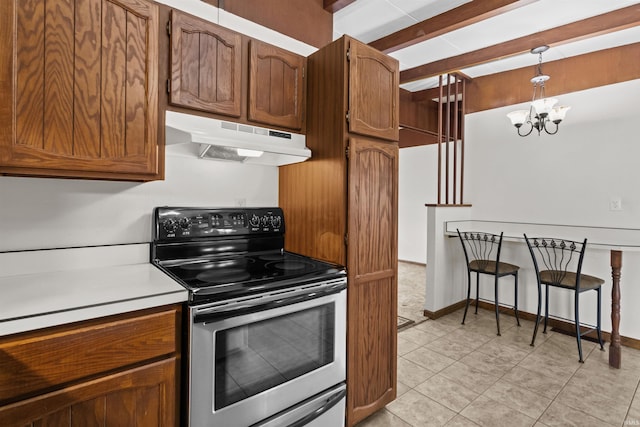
[524,235,605,363]
[457,230,521,336]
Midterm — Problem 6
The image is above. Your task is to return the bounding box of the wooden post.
[460,79,466,204]
[610,249,622,368]
[445,74,451,204]
[437,75,443,204]
[453,76,459,204]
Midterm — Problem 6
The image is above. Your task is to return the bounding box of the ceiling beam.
[323,0,356,13]
[400,4,640,84]
[412,87,450,104]
[465,42,640,113]
[369,0,538,54]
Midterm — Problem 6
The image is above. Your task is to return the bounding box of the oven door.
[188,278,346,427]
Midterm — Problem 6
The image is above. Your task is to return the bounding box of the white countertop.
[0,244,187,337]
[446,220,640,251]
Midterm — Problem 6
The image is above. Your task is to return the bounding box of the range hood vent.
[165,111,311,166]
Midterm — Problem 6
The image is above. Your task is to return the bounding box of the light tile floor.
[397,262,429,325]
[356,262,640,427]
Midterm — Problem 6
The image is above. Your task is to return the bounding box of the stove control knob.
[249,214,261,228]
[163,218,177,233]
[261,215,271,228]
[271,215,282,229]
[179,217,191,230]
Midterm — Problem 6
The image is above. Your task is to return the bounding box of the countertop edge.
[0,289,188,337]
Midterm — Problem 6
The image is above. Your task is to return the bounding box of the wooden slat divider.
[434,73,468,206]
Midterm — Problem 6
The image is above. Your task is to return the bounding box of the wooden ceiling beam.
[400,4,640,84]
[323,0,356,13]
[465,42,640,113]
[412,87,445,104]
[410,75,470,103]
[369,0,538,54]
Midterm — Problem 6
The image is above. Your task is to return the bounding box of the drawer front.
[0,305,180,404]
[0,357,178,427]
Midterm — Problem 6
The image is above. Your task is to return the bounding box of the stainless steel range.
[151,207,347,427]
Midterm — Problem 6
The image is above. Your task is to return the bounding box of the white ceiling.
[333,0,640,92]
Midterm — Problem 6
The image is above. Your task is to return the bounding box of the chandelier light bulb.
[549,105,571,124]
[531,97,558,117]
[507,110,529,127]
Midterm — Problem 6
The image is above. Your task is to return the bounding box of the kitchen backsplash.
[0,151,278,252]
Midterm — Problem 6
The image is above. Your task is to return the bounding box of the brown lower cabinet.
[279,35,399,426]
[0,304,182,426]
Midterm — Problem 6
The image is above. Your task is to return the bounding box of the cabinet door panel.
[74,0,102,158]
[248,40,305,130]
[0,358,177,427]
[170,10,242,117]
[0,0,160,179]
[15,0,45,150]
[0,307,179,403]
[44,0,75,156]
[346,138,398,425]
[102,0,127,159]
[348,40,399,142]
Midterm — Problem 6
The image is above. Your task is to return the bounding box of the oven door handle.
[194,283,346,324]
[249,385,346,427]
[285,387,346,427]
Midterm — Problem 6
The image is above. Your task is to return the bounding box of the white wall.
[408,79,640,339]
[466,80,640,228]
[0,145,278,252]
[463,79,640,339]
[398,146,438,263]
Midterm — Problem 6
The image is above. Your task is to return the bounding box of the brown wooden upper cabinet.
[0,0,162,181]
[169,10,242,117]
[248,40,306,130]
[348,39,399,142]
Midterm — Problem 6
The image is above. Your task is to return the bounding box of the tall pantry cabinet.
[279,35,399,426]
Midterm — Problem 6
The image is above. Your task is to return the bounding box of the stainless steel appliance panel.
[252,383,346,427]
[188,285,346,427]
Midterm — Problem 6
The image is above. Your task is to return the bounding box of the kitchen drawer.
[0,304,181,405]
[0,358,177,427]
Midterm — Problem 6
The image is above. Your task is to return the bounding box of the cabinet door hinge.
[344,233,349,246]
[345,110,350,123]
[166,20,171,36]
[346,48,350,61]
[345,145,350,159]
[166,78,171,94]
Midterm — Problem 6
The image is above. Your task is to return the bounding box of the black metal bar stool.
[524,235,605,363]
[457,230,521,336]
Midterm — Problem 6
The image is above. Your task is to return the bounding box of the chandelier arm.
[543,121,559,135]
[517,122,534,137]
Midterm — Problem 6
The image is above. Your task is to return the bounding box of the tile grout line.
[623,379,640,426]
[394,263,640,427]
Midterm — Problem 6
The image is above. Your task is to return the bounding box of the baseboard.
[425,299,640,351]
[398,259,426,267]
[423,300,467,319]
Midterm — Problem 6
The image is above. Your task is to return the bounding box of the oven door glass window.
[214,303,335,409]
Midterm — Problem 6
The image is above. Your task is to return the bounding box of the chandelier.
[507,46,570,137]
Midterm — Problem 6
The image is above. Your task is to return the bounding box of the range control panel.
[154,207,284,240]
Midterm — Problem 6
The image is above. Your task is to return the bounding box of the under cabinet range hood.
[165,111,311,166]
